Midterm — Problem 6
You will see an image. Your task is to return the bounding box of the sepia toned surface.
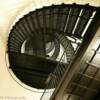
[0,0,100,100]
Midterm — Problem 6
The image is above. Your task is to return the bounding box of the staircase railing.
[40,38,80,100]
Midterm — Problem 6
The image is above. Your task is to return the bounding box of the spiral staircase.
[7,3,100,100]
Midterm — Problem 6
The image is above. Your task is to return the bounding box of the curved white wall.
[0,0,99,100]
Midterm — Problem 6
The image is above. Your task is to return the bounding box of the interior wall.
[0,0,99,100]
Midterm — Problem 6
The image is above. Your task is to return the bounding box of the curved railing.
[7,3,99,100]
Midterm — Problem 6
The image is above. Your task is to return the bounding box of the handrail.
[40,40,76,100]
